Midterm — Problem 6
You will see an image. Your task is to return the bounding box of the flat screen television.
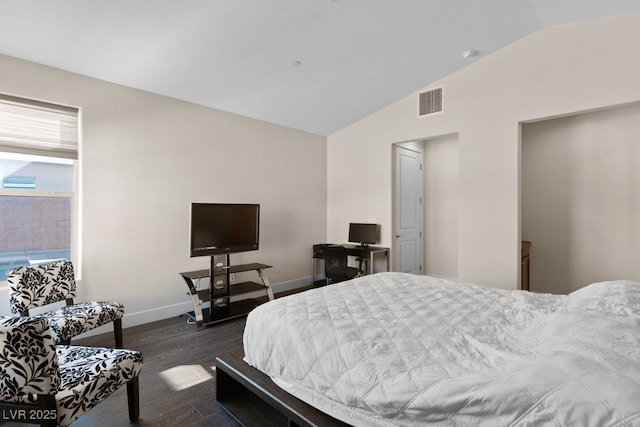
[190,203,260,257]
[348,223,379,247]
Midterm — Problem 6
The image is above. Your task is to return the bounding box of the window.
[0,95,79,281]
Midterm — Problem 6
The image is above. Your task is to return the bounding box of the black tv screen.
[190,203,260,257]
[348,223,379,245]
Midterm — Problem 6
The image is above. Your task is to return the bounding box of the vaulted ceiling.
[1,1,639,136]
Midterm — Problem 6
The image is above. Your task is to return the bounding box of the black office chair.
[324,246,358,285]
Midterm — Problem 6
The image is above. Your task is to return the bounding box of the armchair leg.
[113,318,123,348]
[38,394,57,427]
[126,376,140,421]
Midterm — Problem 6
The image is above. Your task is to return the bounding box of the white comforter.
[243,272,640,426]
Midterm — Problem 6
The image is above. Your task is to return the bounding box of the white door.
[395,145,423,274]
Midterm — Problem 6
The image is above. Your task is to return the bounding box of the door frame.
[392,142,424,273]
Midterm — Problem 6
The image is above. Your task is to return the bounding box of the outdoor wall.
[0,197,70,253]
[0,54,327,326]
[327,12,640,289]
[0,160,74,280]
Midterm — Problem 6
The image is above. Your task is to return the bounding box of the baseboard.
[76,301,195,338]
[271,276,313,293]
[76,276,313,338]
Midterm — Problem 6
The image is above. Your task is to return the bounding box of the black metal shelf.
[180,258,273,328]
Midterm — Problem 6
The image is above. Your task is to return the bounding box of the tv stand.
[180,255,273,328]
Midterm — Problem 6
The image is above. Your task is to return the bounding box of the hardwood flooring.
[73,314,247,427]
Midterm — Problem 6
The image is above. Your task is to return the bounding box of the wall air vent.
[418,87,443,116]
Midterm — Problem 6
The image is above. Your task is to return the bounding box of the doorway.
[521,102,640,294]
[393,135,459,277]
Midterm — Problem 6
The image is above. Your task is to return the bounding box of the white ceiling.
[1,1,640,136]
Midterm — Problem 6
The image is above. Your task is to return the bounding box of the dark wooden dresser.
[521,241,531,291]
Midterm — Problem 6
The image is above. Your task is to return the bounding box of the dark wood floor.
[6,314,249,427]
[74,314,248,427]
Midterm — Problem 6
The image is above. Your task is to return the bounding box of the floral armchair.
[0,316,143,426]
[6,260,124,347]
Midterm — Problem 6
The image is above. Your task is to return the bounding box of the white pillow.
[566,280,640,316]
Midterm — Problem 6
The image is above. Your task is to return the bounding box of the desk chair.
[324,246,359,285]
[355,251,369,276]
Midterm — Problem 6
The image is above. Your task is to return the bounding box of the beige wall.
[0,54,327,325]
[423,134,459,278]
[327,12,640,289]
[522,103,640,294]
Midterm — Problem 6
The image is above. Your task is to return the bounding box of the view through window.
[0,94,78,281]
[0,153,74,280]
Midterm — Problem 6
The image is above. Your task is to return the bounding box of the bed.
[221,272,640,426]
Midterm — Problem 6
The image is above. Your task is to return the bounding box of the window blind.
[0,94,79,159]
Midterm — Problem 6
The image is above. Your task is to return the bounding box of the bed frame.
[215,352,349,427]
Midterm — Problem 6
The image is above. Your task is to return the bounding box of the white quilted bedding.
[243,272,640,426]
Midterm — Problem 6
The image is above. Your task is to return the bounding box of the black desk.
[311,244,390,286]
